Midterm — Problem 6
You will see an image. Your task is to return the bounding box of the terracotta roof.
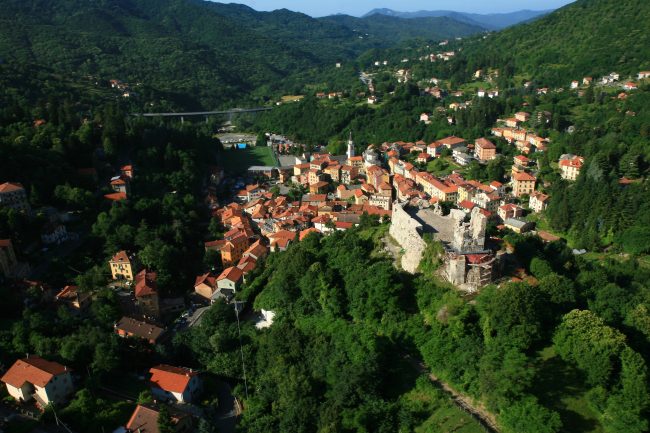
[0,182,24,193]
[217,266,243,283]
[110,250,130,263]
[194,273,216,288]
[135,270,157,297]
[0,239,12,248]
[437,136,466,146]
[466,254,492,265]
[335,221,354,230]
[111,178,126,186]
[104,192,127,201]
[149,365,199,394]
[1,356,69,388]
[459,200,475,210]
[475,138,496,149]
[126,404,187,433]
[513,172,536,182]
[299,228,321,241]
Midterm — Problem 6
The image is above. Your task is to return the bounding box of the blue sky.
[221,0,575,17]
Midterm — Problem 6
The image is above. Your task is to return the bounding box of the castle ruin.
[389,202,500,292]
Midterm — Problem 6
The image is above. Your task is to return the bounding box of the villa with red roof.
[559,155,585,181]
[1,356,74,407]
[149,365,202,403]
[135,270,160,319]
[109,250,136,281]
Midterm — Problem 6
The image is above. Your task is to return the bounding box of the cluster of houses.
[109,79,137,98]
[567,71,650,93]
[1,355,203,432]
[198,137,394,302]
[105,164,133,202]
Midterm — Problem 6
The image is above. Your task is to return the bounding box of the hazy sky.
[221,0,575,17]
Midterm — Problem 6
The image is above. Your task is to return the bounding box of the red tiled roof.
[217,266,243,283]
[135,270,157,297]
[1,356,68,388]
[0,182,24,193]
[126,404,187,433]
[0,239,12,248]
[149,365,199,394]
[299,228,321,241]
[466,254,492,265]
[459,200,475,210]
[104,192,127,201]
[513,172,536,182]
[475,138,496,149]
[194,273,216,288]
[110,250,130,263]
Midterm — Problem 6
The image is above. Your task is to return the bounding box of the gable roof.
[475,138,496,149]
[149,365,199,394]
[217,266,243,283]
[1,356,69,388]
[0,182,25,193]
[126,404,187,433]
[110,250,130,263]
[194,273,216,289]
[513,172,536,182]
[135,270,157,297]
[115,317,165,342]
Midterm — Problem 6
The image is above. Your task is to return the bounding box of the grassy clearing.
[534,347,604,433]
[402,376,486,433]
[221,146,277,174]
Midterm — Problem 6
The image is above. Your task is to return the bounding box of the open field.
[220,146,278,174]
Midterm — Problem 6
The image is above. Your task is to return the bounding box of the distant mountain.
[319,13,485,43]
[0,0,489,109]
[362,8,552,30]
[456,0,650,85]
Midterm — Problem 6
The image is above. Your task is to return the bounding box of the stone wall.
[389,202,427,273]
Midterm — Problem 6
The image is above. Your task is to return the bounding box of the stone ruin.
[389,201,501,292]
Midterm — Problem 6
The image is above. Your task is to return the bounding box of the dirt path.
[405,354,500,433]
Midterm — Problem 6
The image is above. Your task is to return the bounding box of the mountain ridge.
[362,8,553,29]
[0,0,484,109]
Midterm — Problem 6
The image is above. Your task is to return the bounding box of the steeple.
[346,131,355,159]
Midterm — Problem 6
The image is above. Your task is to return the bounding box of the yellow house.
[109,250,135,281]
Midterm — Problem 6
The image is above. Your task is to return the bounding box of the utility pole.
[234,301,249,399]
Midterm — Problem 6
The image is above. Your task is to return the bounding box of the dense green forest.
[1,0,650,432]
[0,0,481,109]
[447,0,650,86]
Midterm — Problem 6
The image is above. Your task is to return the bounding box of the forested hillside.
[0,0,482,109]
[320,13,484,42]
[452,0,650,85]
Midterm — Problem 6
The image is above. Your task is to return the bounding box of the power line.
[234,301,249,400]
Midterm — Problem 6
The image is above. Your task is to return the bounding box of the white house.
[1,356,74,407]
[529,191,550,213]
[215,266,243,299]
[149,365,202,404]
